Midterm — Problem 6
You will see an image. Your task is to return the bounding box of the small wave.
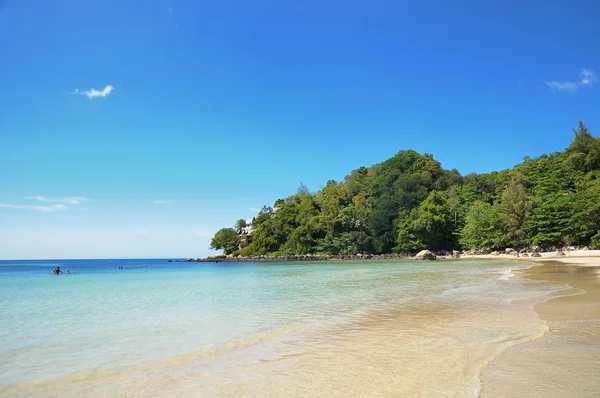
[498,269,515,281]
[0,326,299,396]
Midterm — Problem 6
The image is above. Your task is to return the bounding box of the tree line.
[210,121,600,255]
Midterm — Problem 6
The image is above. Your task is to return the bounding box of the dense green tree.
[591,231,600,249]
[522,153,575,247]
[499,178,531,247]
[210,228,239,254]
[460,201,503,249]
[213,121,600,255]
[395,191,453,252]
[568,172,600,245]
[235,219,247,233]
[317,180,346,236]
[566,121,600,172]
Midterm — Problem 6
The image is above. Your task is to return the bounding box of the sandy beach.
[462,249,600,263]
[480,251,600,396]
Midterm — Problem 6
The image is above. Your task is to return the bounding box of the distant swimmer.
[66,270,70,274]
[53,266,63,275]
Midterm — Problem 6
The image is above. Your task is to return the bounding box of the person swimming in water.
[66,270,70,274]
[53,266,63,275]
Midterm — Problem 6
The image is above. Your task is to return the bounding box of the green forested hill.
[211,121,600,255]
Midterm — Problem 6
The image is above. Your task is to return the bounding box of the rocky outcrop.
[415,250,436,260]
[463,249,491,255]
[179,253,414,263]
[174,244,590,262]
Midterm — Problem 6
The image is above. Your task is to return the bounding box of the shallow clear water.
[0,259,566,396]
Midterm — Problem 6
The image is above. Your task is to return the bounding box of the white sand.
[461,250,600,266]
[533,249,600,266]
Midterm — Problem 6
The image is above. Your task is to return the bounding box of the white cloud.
[73,85,114,99]
[546,68,596,92]
[580,68,597,86]
[0,196,88,212]
[154,200,172,204]
[0,203,68,212]
[545,81,579,92]
[27,196,87,205]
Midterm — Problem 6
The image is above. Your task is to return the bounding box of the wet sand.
[481,259,600,397]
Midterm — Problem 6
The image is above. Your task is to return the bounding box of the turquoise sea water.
[0,259,566,396]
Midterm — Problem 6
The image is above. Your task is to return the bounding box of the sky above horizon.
[1,0,599,259]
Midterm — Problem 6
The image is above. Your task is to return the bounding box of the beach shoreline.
[479,253,600,396]
[183,249,600,264]
[461,249,600,264]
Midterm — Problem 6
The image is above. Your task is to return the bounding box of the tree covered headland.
[211,121,600,255]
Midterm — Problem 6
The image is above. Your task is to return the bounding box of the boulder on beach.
[415,250,436,260]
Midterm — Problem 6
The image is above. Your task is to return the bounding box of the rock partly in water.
[531,252,542,257]
[415,250,436,261]
[557,251,566,256]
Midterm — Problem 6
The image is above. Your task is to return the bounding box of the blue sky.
[0,0,598,259]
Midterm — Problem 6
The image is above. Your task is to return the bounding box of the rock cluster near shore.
[168,245,593,263]
[463,245,590,256]
[177,253,413,262]
[175,249,456,262]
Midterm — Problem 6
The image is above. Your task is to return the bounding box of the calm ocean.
[0,258,567,397]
